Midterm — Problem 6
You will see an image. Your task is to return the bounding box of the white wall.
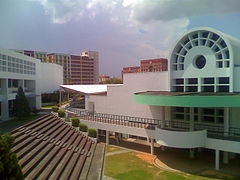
[88,71,169,119]
[40,63,63,93]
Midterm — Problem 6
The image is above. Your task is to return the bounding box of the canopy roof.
[60,84,107,95]
[134,91,240,107]
[60,84,123,95]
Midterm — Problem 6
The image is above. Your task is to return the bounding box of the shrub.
[88,128,97,138]
[79,123,88,132]
[58,110,65,117]
[0,133,24,179]
[71,117,80,127]
[52,106,59,112]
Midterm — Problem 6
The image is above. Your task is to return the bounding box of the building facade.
[65,27,240,170]
[122,58,168,74]
[12,50,99,85]
[0,49,63,121]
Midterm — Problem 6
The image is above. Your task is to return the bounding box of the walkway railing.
[65,107,240,140]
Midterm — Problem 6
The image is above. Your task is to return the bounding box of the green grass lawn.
[0,114,43,133]
[104,151,237,180]
[106,145,124,153]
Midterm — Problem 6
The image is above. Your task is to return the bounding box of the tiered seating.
[11,113,96,180]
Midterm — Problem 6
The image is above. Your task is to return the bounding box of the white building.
[63,27,240,170]
[0,48,63,121]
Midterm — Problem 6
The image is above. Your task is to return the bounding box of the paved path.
[103,176,116,180]
[106,149,131,156]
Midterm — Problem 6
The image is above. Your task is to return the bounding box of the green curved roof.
[134,92,240,107]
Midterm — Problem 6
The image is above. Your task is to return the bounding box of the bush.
[88,128,97,138]
[79,123,88,132]
[71,117,80,127]
[52,106,59,112]
[58,110,65,117]
[0,133,24,179]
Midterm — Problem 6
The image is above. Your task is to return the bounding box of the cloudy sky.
[0,0,240,77]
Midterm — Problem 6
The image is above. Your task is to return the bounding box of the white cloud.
[123,0,240,23]
[30,0,239,75]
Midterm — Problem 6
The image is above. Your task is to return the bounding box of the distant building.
[122,58,168,78]
[0,48,63,121]
[141,58,168,72]
[99,75,110,83]
[12,49,99,85]
[81,51,99,84]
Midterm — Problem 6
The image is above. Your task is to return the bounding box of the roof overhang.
[134,91,240,107]
[60,85,107,95]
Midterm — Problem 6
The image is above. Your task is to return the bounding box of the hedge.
[52,106,59,112]
[88,128,97,138]
[58,110,65,117]
[71,117,80,127]
[79,123,88,132]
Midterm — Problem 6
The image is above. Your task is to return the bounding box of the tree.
[0,132,23,180]
[13,86,31,119]
[101,78,123,84]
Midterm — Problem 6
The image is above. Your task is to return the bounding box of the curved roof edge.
[134,93,240,107]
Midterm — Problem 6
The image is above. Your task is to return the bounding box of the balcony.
[155,126,207,148]
[65,107,240,142]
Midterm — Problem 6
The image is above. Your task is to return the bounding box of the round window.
[195,55,206,69]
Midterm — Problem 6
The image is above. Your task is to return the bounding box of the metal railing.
[65,107,240,140]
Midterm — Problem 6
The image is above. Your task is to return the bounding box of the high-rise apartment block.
[81,51,99,84]
[12,49,99,85]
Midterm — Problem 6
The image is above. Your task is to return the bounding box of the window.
[204,78,214,84]
[195,55,206,69]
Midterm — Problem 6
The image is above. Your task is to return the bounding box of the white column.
[189,149,195,159]
[190,107,194,131]
[150,138,154,155]
[1,79,9,121]
[224,107,229,136]
[215,149,220,170]
[59,89,62,107]
[96,129,99,140]
[223,152,229,164]
[106,130,109,145]
[161,106,165,128]
[115,132,120,145]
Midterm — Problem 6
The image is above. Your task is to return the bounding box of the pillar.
[224,107,229,137]
[115,132,120,145]
[106,130,109,145]
[161,106,165,128]
[1,79,9,121]
[59,89,62,107]
[67,92,70,101]
[189,149,195,159]
[223,151,229,164]
[215,149,220,170]
[189,107,194,131]
[96,129,99,141]
[150,138,154,155]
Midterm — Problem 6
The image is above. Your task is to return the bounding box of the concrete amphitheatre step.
[11,112,98,180]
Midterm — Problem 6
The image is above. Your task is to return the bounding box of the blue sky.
[0,0,239,77]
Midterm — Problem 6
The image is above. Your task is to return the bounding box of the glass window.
[195,55,206,69]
